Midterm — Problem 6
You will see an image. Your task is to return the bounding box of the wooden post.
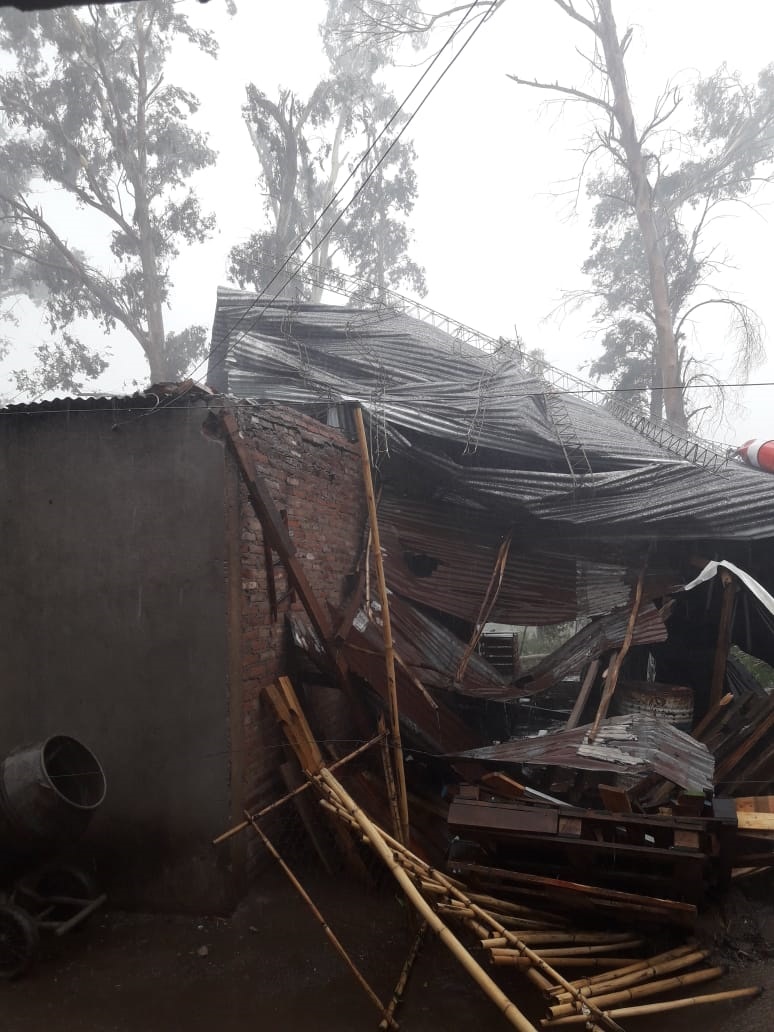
[589,567,646,742]
[353,405,410,846]
[710,571,737,707]
[566,660,600,731]
[246,814,397,1030]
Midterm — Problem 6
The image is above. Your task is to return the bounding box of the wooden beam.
[219,408,342,673]
[710,571,737,707]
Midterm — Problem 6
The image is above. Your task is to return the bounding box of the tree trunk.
[133,8,167,382]
[596,0,687,428]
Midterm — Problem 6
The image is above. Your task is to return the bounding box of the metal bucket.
[613,681,694,731]
[0,736,106,856]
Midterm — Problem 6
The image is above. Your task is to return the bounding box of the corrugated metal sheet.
[518,603,671,693]
[209,289,774,542]
[455,714,714,792]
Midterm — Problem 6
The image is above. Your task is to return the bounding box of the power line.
[3,377,774,418]
[118,0,501,427]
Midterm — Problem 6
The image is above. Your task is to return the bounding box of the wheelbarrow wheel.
[0,903,38,979]
[20,863,100,924]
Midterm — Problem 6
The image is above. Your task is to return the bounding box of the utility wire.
[4,378,774,416]
[117,0,501,426]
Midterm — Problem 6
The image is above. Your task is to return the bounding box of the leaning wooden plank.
[715,705,774,781]
[565,660,600,731]
[588,568,646,742]
[541,986,761,1026]
[220,409,343,675]
[245,813,396,1029]
[212,732,382,845]
[267,678,371,880]
[710,571,737,707]
[316,771,540,1031]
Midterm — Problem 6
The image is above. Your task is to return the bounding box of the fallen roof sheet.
[518,602,672,694]
[453,714,715,793]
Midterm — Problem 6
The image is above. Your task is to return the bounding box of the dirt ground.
[4,867,774,1032]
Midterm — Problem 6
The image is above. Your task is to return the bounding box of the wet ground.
[4,867,774,1032]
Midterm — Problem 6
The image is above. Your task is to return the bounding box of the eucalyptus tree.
[0,1,218,392]
[229,0,426,304]
[509,0,774,427]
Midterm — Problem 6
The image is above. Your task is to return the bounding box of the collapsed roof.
[209,288,774,546]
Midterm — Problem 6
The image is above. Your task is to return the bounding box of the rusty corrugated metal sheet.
[454,714,714,792]
[518,603,671,694]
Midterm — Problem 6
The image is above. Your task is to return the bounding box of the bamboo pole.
[481,933,639,948]
[353,405,410,845]
[378,715,403,844]
[245,813,397,1030]
[378,922,428,1030]
[318,769,539,1032]
[212,732,383,845]
[589,566,646,742]
[320,769,626,1032]
[490,942,644,958]
[551,949,709,1001]
[547,965,725,1019]
[542,986,761,1026]
[550,942,700,995]
[491,958,636,971]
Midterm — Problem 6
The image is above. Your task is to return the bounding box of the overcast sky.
[3,0,774,445]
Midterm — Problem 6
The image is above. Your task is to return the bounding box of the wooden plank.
[735,796,774,814]
[710,571,737,707]
[737,811,774,832]
[481,772,527,800]
[588,566,646,741]
[220,409,342,674]
[449,797,559,835]
[598,784,633,814]
[565,660,600,731]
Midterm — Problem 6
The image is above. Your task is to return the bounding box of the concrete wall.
[0,399,233,910]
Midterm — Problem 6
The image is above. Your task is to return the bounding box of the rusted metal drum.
[0,736,106,855]
[613,681,694,731]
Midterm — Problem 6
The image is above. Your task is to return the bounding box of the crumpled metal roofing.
[453,714,715,792]
[209,289,774,542]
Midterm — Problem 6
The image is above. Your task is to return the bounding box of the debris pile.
[210,295,774,1027]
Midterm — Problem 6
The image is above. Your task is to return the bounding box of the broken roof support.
[588,565,647,742]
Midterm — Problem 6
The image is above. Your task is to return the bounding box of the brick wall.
[230,402,366,868]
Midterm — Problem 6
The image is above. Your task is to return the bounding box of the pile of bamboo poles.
[317,768,763,1032]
